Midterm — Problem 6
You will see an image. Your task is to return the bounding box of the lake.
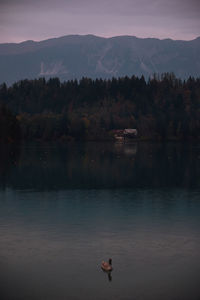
[0,142,200,299]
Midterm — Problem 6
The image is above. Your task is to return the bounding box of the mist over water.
[0,142,200,299]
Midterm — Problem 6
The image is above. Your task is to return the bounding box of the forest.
[0,73,200,142]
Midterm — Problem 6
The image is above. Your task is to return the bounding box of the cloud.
[0,0,199,42]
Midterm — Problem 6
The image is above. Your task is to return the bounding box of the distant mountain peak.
[0,34,199,85]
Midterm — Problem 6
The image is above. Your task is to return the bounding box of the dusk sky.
[0,0,200,43]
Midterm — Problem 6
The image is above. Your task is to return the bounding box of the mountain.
[0,34,200,85]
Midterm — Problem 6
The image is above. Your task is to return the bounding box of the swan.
[101,258,113,271]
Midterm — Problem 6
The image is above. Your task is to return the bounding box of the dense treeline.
[0,73,200,141]
[0,104,20,142]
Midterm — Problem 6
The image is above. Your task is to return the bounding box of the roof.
[124,129,137,135]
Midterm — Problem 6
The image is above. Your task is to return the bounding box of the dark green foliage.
[0,73,200,141]
[0,103,21,142]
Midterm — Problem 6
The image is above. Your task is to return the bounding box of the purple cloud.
[0,0,199,43]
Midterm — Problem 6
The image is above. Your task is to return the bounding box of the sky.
[0,0,200,43]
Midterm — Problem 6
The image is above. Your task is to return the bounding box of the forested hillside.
[0,73,200,141]
[0,35,200,85]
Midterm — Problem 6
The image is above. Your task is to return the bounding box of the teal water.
[0,142,200,299]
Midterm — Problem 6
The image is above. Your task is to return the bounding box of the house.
[123,129,138,138]
[112,128,138,141]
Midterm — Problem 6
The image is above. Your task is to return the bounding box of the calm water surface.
[0,142,200,300]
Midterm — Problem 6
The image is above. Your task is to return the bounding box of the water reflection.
[102,270,112,282]
[0,143,20,190]
[0,142,200,299]
[0,142,200,190]
[0,188,200,300]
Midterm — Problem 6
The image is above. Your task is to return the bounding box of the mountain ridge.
[0,34,200,84]
[1,34,200,45]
